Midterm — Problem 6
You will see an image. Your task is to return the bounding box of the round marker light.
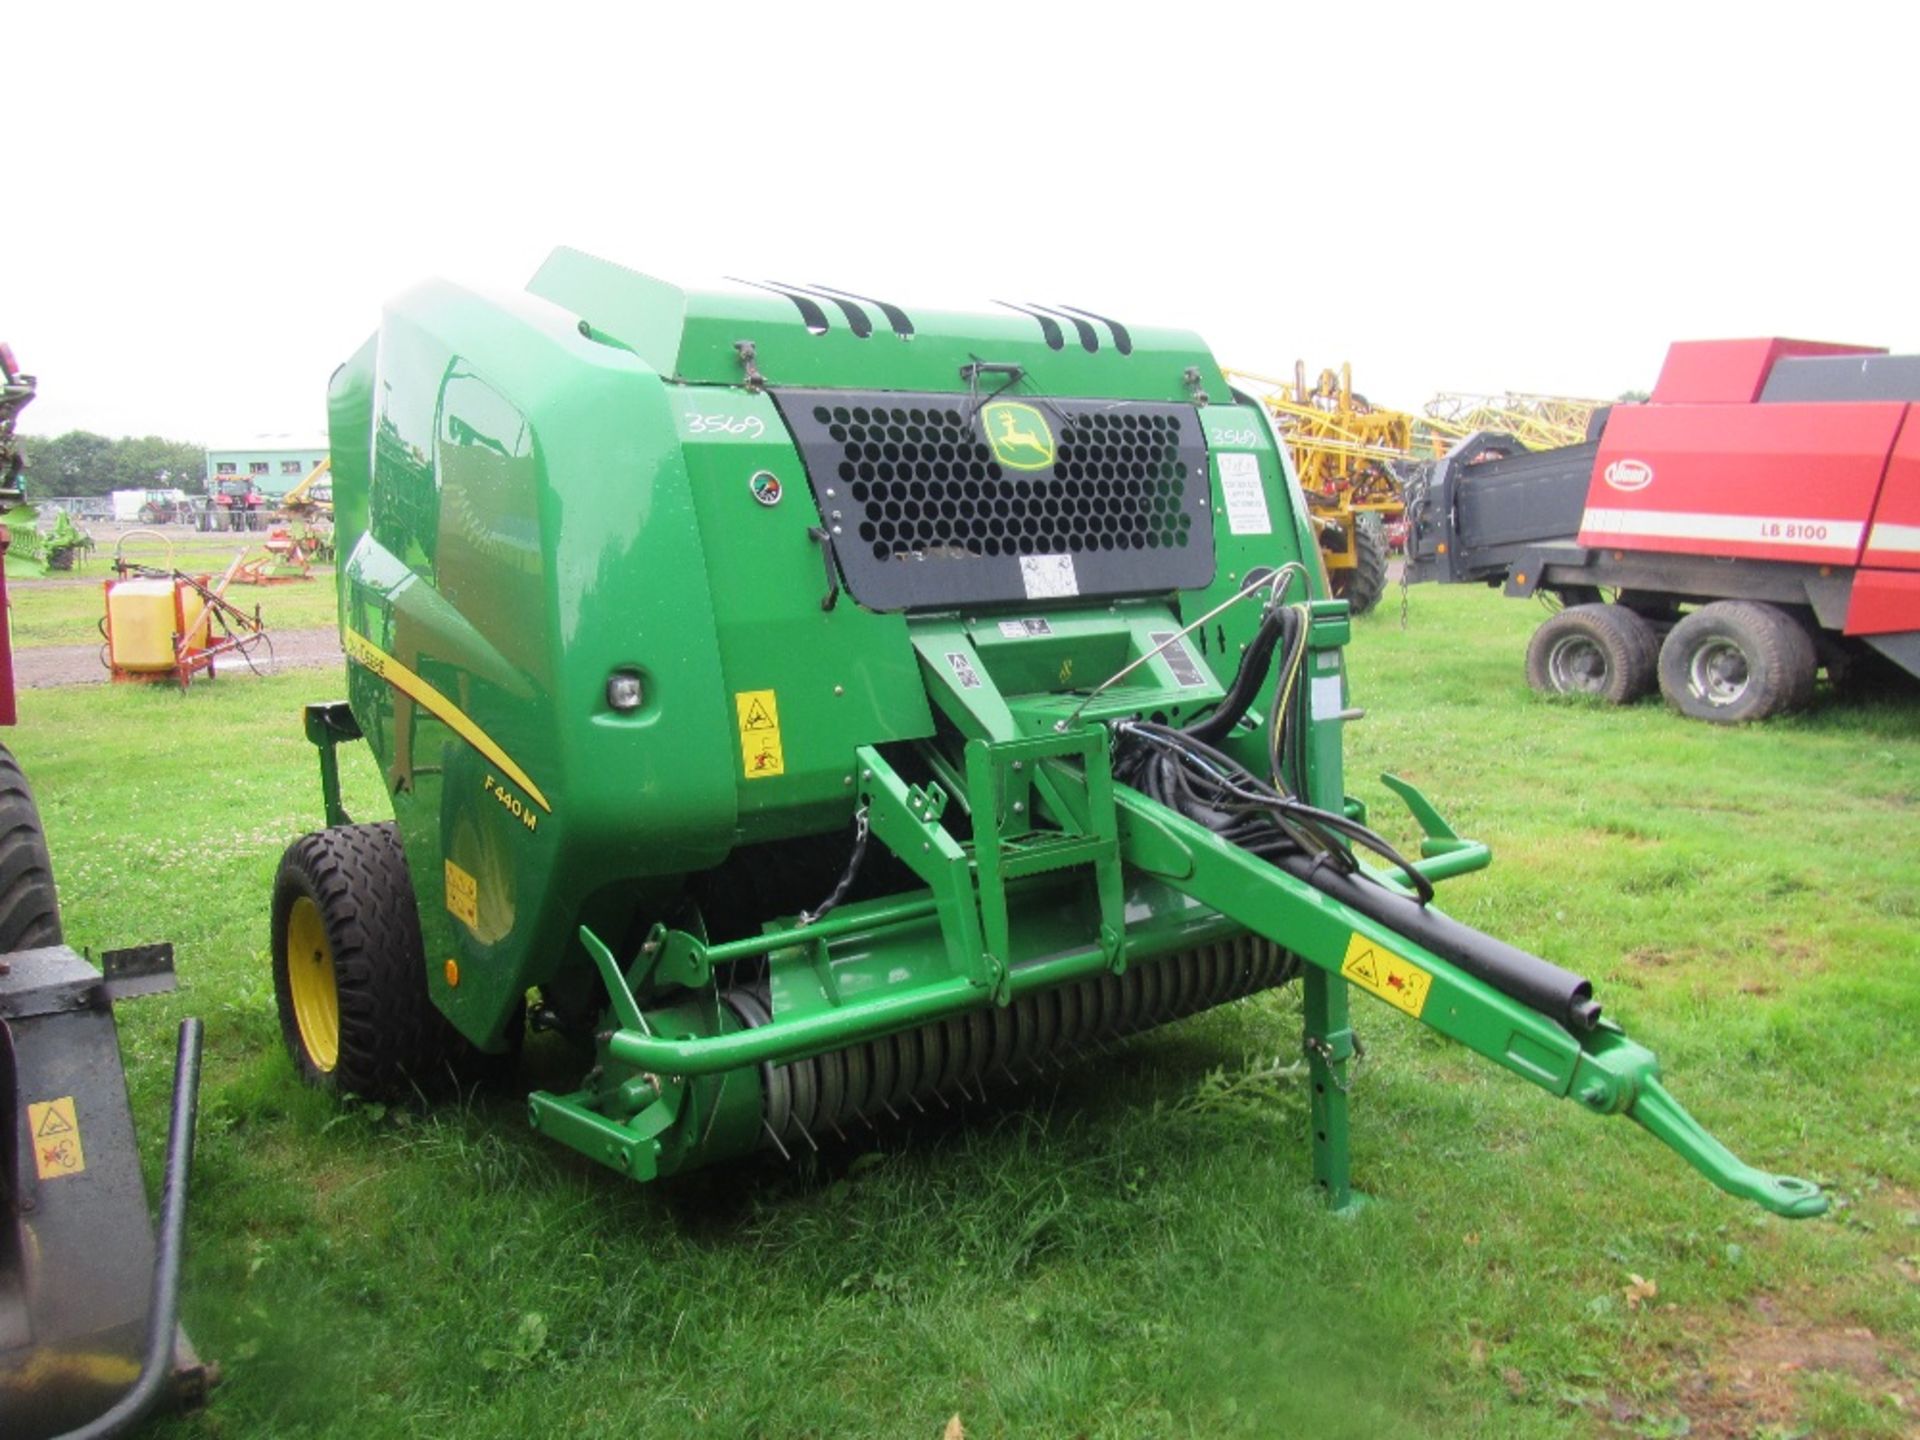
[607,672,644,712]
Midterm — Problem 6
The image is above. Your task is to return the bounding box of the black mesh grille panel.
[773,388,1215,611]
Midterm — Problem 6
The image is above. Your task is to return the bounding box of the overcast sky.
[8,2,1914,442]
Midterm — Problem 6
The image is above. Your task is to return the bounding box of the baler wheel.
[1657,601,1817,724]
[1525,603,1657,704]
[271,822,453,1096]
[0,744,62,952]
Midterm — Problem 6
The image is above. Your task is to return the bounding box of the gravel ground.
[14,625,343,688]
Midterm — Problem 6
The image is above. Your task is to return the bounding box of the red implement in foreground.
[1407,339,1920,722]
[0,341,211,1438]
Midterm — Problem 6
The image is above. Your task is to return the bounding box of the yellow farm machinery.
[100,535,273,688]
[1226,363,1423,615]
[1421,389,1609,453]
[1232,365,1614,617]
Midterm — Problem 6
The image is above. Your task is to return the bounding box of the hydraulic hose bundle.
[1114,600,1602,1034]
[1115,600,1435,902]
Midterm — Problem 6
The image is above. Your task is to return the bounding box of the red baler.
[1407,339,1920,721]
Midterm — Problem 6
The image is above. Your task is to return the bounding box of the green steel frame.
[501,660,1823,1215]
[304,596,1825,1216]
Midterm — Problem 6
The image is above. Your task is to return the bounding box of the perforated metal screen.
[773,389,1215,611]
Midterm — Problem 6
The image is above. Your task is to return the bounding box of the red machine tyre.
[1524,603,1657,704]
[0,744,62,953]
[270,822,453,1097]
[1657,601,1817,724]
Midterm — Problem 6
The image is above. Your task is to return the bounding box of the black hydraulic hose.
[1182,604,1294,746]
[55,1017,204,1440]
[1119,604,1603,1034]
[1127,721,1600,1029]
[1273,854,1602,1032]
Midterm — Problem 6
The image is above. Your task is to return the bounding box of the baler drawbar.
[275,251,1824,1219]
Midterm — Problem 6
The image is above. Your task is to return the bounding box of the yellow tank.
[105,578,209,673]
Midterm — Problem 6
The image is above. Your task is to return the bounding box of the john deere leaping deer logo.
[981,401,1056,472]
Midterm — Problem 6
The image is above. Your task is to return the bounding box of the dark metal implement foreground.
[2,341,211,1439]
[273,251,1823,1220]
[2,951,208,1440]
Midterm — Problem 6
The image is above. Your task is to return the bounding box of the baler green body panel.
[328,280,951,1044]
[527,247,1233,400]
[326,267,1278,1048]
[306,251,1824,1218]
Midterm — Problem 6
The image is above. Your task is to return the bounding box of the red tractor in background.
[204,475,264,531]
[1407,338,1920,722]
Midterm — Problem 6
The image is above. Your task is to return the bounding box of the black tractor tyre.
[1657,601,1817,724]
[271,821,457,1097]
[0,744,63,953]
[1524,603,1658,704]
[1333,512,1391,616]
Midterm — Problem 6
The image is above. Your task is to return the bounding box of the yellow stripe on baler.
[343,629,552,813]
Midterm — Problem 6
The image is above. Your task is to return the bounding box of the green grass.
[12,584,1917,1439]
[10,560,339,649]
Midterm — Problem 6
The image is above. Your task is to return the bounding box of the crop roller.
[272,251,1825,1219]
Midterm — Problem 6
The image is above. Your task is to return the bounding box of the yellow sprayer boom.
[1421,391,1607,452]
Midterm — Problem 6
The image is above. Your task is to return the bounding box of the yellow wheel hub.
[286,895,340,1072]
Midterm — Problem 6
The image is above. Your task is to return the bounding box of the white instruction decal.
[946,651,983,689]
[1310,675,1344,720]
[1019,554,1079,600]
[1147,630,1208,688]
[1218,453,1271,536]
[997,618,1055,639]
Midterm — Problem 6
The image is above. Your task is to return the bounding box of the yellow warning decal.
[736,689,785,779]
[1341,932,1433,1019]
[344,629,551,813]
[445,858,479,929]
[29,1096,86,1180]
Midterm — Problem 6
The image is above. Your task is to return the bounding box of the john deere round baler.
[271,250,1823,1216]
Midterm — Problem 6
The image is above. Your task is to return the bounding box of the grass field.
[12,582,1917,1439]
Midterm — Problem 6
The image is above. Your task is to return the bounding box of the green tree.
[15,430,206,497]
[111,435,207,492]
[24,431,113,495]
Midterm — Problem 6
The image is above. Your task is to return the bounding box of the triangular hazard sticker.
[743,700,774,730]
[1345,948,1381,988]
[35,1103,75,1138]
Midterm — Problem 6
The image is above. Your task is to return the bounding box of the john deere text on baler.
[273,253,1824,1217]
